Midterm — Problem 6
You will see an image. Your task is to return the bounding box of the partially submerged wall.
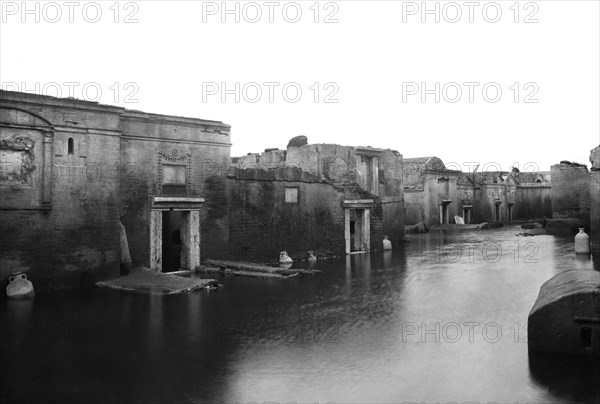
[233,141,404,245]
[0,90,232,291]
[0,93,123,291]
[551,163,590,225]
[225,167,347,261]
[590,146,600,254]
[528,269,600,355]
[515,184,552,220]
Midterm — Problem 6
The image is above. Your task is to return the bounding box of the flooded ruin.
[2,226,598,403]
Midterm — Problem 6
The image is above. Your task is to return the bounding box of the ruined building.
[0,91,231,291]
[0,91,407,291]
[402,157,551,227]
[227,139,405,260]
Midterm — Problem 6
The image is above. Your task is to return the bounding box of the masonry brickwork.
[590,146,600,254]
[224,167,350,262]
[0,90,231,291]
[550,162,590,224]
[232,142,403,248]
[403,157,551,227]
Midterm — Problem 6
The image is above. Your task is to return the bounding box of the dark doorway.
[350,209,365,252]
[162,211,184,272]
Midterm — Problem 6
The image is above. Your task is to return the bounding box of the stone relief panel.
[0,134,36,186]
[156,149,192,195]
[0,128,46,209]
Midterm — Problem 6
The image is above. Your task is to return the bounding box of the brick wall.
[226,173,346,262]
[550,163,590,223]
[515,185,552,220]
[590,170,600,254]
[118,126,231,268]
[0,90,231,291]
[1,93,123,291]
[224,166,385,262]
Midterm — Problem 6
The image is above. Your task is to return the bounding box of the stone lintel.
[150,196,205,210]
[343,199,375,208]
[355,146,384,157]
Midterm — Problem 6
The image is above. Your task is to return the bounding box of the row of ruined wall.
[232,144,404,242]
[403,172,550,226]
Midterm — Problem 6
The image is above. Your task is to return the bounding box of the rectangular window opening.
[285,187,299,203]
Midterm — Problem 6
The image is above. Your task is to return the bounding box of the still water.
[1,226,599,403]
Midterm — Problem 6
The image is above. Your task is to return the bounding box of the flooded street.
[2,225,599,403]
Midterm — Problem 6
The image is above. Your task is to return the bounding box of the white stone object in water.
[574,228,590,254]
[383,236,392,250]
[6,273,35,299]
[279,251,293,264]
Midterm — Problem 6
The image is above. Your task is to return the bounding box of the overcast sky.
[1,0,599,172]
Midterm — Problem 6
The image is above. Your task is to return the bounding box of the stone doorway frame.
[343,199,375,254]
[462,205,473,224]
[439,200,452,224]
[494,200,502,222]
[507,202,515,222]
[149,196,204,272]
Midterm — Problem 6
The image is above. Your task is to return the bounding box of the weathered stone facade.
[551,161,590,224]
[403,157,461,226]
[224,166,350,261]
[231,140,404,256]
[0,90,231,291]
[590,146,600,254]
[403,157,551,227]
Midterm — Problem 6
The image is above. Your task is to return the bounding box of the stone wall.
[590,146,600,254]
[225,167,352,261]
[550,163,590,224]
[590,171,600,253]
[378,149,404,241]
[233,142,404,243]
[0,93,123,291]
[514,185,552,220]
[0,90,231,291]
[118,112,231,267]
[403,190,425,226]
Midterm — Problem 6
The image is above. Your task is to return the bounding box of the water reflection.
[0,226,598,403]
[383,250,392,268]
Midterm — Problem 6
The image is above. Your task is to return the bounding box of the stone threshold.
[96,267,221,295]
